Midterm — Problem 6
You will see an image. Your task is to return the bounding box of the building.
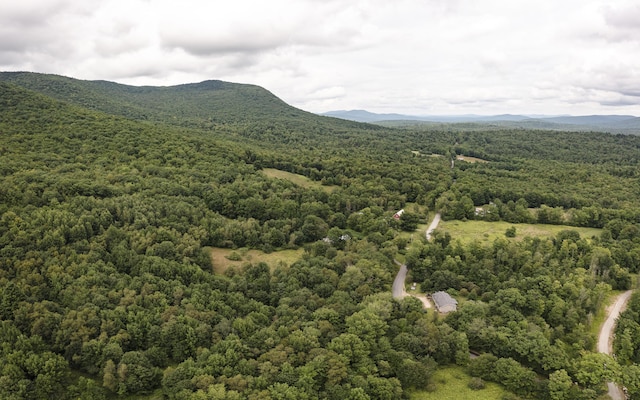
[393,209,405,220]
[431,291,458,313]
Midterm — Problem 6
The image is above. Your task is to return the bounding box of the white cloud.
[0,0,639,115]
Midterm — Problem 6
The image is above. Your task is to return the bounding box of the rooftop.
[432,291,458,308]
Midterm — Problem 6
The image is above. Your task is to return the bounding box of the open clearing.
[456,154,488,163]
[410,366,509,400]
[439,220,602,244]
[261,168,337,193]
[208,247,304,274]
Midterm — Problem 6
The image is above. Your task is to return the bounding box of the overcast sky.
[2,0,640,116]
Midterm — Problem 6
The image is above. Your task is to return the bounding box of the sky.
[1,0,640,116]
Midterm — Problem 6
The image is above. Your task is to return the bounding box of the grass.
[261,168,337,193]
[456,154,488,163]
[410,366,510,400]
[208,247,304,274]
[439,220,602,245]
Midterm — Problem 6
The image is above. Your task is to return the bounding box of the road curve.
[598,290,633,400]
[426,213,441,241]
[392,214,442,303]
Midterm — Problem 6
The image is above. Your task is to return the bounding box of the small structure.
[431,291,458,313]
[393,209,405,220]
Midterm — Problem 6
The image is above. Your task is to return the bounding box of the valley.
[1,73,640,399]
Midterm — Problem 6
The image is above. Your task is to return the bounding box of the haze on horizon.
[1,0,639,116]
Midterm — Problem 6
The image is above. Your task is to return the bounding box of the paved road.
[392,214,442,304]
[425,213,441,241]
[392,261,407,300]
[598,290,633,400]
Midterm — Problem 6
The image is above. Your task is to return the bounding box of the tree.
[548,369,572,400]
[115,351,159,395]
[573,353,619,389]
[102,359,118,392]
[399,212,420,232]
[301,215,329,242]
[622,365,640,400]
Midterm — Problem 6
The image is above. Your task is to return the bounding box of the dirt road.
[426,213,441,241]
[598,290,633,400]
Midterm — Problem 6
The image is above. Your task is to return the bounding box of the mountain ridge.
[0,71,327,127]
[3,71,639,135]
[323,109,640,133]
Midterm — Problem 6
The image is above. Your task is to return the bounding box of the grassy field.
[208,247,304,274]
[261,168,337,193]
[439,220,602,245]
[456,154,489,163]
[410,366,510,400]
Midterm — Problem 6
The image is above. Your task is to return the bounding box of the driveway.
[392,213,442,307]
[426,213,441,240]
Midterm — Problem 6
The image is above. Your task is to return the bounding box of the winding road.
[598,290,633,400]
[392,213,441,308]
[394,211,632,398]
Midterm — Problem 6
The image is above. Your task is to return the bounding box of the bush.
[468,377,485,390]
[505,226,516,237]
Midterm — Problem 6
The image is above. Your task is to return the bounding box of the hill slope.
[0,71,337,127]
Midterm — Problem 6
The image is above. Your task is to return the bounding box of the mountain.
[323,109,640,134]
[610,116,640,130]
[323,110,533,123]
[323,109,418,123]
[538,115,636,125]
[0,71,333,128]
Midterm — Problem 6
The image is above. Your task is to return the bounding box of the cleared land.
[208,247,304,274]
[410,366,509,400]
[439,220,602,244]
[261,168,337,193]
[456,154,488,163]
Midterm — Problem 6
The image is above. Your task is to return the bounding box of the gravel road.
[598,290,633,400]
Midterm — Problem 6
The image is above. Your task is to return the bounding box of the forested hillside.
[2,73,640,399]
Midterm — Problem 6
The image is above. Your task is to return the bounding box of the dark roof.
[432,291,457,309]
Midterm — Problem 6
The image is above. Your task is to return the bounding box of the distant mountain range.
[323,110,640,133]
[2,72,638,135]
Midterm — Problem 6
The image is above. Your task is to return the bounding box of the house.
[393,209,405,220]
[431,291,458,313]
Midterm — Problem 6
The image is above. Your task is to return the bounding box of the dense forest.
[1,73,640,399]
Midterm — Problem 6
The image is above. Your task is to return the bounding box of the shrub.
[468,377,485,390]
